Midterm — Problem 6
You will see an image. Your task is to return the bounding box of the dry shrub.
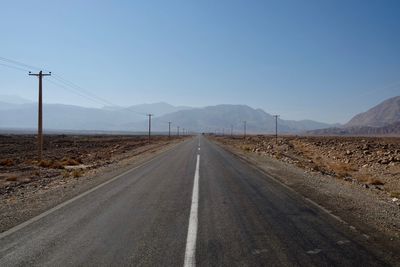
[72,169,84,178]
[38,160,64,169]
[241,145,252,152]
[38,160,52,168]
[62,170,70,178]
[367,178,385,186]
[5,176,18,182]
[327,162,357,178]
[0,159,15,167]
[390,191,400,198]
[61,157,80,166]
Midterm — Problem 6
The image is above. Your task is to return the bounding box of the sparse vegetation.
[5,176,18,182]
[72,169,84,178]
[0,159,14,167]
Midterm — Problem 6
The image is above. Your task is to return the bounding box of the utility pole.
[273,115,279,144]
[168,122,171,138]
[177,126,180,137]
[29,70,51,162]
[182,128,185,136]
[222,128,224,136]
[147,114,153,143]
[230,125,233,137]
[243,121,247,139]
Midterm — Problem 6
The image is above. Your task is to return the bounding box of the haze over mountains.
[0,95,333,133]
[1,94,399,135]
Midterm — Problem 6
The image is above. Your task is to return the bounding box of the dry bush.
[50,161,65,169]
[62,170,70,178]
[39,160,64,169]
[367,177,385,185]
[241,145,252,152]
[327,162,357,178]
[390,191,400,198]
[5,176,18,182]
[0,159,15,167]
[61,157,81,166]
[38,160,52,168]
[72,169,84,178]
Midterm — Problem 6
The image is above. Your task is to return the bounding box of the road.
[0,135,391,266]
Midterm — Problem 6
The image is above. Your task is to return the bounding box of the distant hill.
[102,102,192,116]
[0,102,190,131]
[308,121,400,136]
[346,96,400,127]
[0,101,333,133]
[308,95,400,136]
[137,104,333,133]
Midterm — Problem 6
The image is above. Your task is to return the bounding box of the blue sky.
[0,0,399,123]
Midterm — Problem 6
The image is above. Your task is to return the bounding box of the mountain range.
[0,95,333,133]
[2,94,398,135]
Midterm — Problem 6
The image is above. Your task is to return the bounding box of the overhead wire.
[0,55,186,131]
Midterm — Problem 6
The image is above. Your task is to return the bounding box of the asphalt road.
[0,135,392,266]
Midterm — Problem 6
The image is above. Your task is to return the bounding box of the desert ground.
[215,135,400,196]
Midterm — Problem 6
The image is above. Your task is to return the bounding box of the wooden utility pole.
[29,70,51,162]
[230,125,233,137]
[147,114,153,143]
[273,115,279,144]
[177,126,180,136]
[243,121,247,139]
[168,122,171,138]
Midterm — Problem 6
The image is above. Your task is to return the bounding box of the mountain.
[308,121,400,136]
[346,96,400,127]
[0,101,333,133]
[0,102,190,131]
[307,95,400,136]
[103,102,192,116]
[142,104,333,133]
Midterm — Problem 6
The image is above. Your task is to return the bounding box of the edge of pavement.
[0,136,194,234]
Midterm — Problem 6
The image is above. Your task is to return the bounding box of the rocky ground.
[212,135,400,243]
[216,135,400,199]
[0,134,185,232]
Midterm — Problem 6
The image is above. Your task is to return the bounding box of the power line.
[0,62,30,72]
[0,56,47,72]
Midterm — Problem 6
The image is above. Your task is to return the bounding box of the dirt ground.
[215,135,400,198]
[0,134,184,197]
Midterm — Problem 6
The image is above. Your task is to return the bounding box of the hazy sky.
[1,0,399,123]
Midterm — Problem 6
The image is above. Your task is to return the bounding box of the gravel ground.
[212,136,400,252]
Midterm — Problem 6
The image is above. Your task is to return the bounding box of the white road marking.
[184,154,200,267]
[198,148,200,151]
[0,143,182,240]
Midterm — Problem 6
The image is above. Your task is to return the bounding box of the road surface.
[0,136,391,266]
